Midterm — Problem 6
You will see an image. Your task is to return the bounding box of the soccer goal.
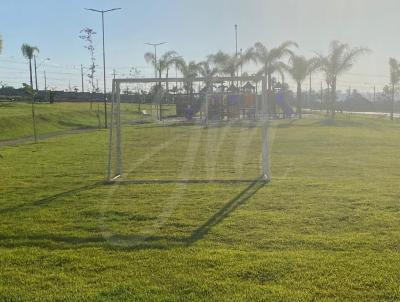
[107,75,271,184]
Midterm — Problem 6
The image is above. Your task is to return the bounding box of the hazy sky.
[1,0,399,93]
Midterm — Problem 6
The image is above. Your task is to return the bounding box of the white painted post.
[261,76,270,182]
[116,82,123,177]
[107,79,116,180]
[205,92,209,126]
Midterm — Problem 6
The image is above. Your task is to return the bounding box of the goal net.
[107,76,270,183]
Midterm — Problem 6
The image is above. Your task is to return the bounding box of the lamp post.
[34,57,50,95]
[145,42,167,120]
[235,24,238,57]
[234,24,239,87]
[85,7,122,129]
[145,42,167,78]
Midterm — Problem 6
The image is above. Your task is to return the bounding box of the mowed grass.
[1,113,400,301]
[0,102,169,141]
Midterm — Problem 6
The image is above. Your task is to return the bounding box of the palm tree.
[175,58,200,97]
[247,41,298,114]
[144,51,160,78]
[249,41,298,89]
[207,50,253,90]
[207,51,238,78]
[21,44,39,88]
[144,50,179,119]
[388,58,400,120]
[319,41,369,118]
[158,51,178,92]
[284,55,320,118]
[197,61,218,91]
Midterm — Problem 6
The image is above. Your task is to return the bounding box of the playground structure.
[107,75,295,184]
[111,76,294,122]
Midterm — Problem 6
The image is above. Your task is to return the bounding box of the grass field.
[0,101,175,142]
[1,103,400,301]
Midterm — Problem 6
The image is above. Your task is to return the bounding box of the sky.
[1,0,400,94]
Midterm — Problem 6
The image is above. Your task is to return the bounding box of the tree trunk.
[267,73,275,116]
[326,83,330,115]
[29,59,33,88]
[28,59,37,142]
[297,82,302,119]
[391,83,395,120]
[331,79,337,118]
[166,68,169,93]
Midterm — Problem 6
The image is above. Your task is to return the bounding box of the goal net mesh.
[108,80,269,182]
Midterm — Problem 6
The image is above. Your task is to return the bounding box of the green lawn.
[1,111,400,301]
[0,101,174,141]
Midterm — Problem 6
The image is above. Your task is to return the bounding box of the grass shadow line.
[0,181,105,215]
[0,178,267,250]
[186,177,266,245]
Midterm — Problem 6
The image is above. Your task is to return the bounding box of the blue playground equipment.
[275,90,294,118]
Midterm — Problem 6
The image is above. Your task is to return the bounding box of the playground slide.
[276,93,294,117]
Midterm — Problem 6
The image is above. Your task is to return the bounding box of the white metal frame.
[107,76,270,183]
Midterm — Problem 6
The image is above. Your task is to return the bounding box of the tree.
[208,51,239,78]
[249,41,297,87]
[144,50,179,120]
[144,52,160,78]
[158,51,179,92]
[207,50,253,90]
[284,55,320,118]
[79,28,97,109]
[22,83,38,143]
[388,58,400,120]
[21,44,39,88]
[247,41,298,114]
[197,61,218,91]
[175,58,200,97]
[319,41,369,118]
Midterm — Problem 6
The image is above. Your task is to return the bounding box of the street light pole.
[145,42,167,78]
[85,7,122,129]
[235,24,238,57]
[145,42,167,120]
[234,24,238,87]
[35,57,50,93]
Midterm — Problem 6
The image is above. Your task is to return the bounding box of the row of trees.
[145,41,369,118]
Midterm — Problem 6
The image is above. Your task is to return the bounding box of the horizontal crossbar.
[114,76,264,84]
[105,178,268,185]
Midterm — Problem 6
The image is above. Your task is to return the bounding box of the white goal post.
[107,75,271,183]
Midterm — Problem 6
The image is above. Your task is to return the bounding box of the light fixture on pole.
[85,7,122,129]
[234,24,239,87]
[145,42,167,121]
[145,42,167,78]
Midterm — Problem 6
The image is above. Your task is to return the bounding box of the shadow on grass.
[109,179,260,185]
[0,181,104,214]
[185,178,266,245]
[0,178,267,250]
